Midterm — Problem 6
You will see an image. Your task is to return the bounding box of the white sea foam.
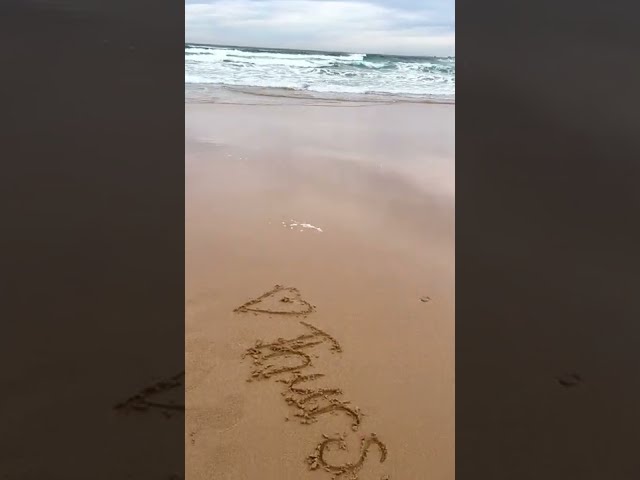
[281,220,324,233]
[185,44,454,99]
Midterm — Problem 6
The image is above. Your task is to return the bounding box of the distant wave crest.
[185,44,455,98]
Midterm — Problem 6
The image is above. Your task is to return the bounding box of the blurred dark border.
[457,0,640,478]
[0,1,184,478]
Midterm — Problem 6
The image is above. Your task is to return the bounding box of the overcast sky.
[185,0,454,56]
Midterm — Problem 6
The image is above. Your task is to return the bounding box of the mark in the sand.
[114,371,184,415]
[282,219,324,233]
[240,301,389,479]
[243,322,360,430]
[234,284,315,316]
[420,296,431,303]
[243,322,341,379]
[280,373,361,429]
[307,433,388,479]
[557,372,582,388]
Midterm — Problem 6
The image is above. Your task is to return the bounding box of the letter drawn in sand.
[307,433,388,479]
[114,371,184,416]
[239,299,389,479]
[249,347,312,380]
[243,322,362,430]
[234,284,315,316]
[243,322,342,382]
[280,373,361,429]
[245,322,341,358]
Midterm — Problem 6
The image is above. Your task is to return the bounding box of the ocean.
[185,44,455,102]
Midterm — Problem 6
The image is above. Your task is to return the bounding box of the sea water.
[185,43,455,102]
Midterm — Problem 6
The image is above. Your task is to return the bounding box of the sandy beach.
[185,91,454,479]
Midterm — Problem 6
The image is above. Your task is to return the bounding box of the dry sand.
[185,92,454,480]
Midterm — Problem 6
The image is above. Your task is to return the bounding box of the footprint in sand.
[188,441,244,480]
[188,393,245,443]
[186,337,218,393]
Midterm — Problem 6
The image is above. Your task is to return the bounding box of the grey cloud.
[185,0,454,56]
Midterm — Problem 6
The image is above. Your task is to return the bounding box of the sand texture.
[185,93,454,480]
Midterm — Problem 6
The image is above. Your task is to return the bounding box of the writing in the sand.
[236,285,388,480]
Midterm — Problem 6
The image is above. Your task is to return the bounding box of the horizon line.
[185,41,455,59]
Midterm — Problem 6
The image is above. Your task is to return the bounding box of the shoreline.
[185,83,455,106]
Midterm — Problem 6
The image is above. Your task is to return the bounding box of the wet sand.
[185,93,454,479]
